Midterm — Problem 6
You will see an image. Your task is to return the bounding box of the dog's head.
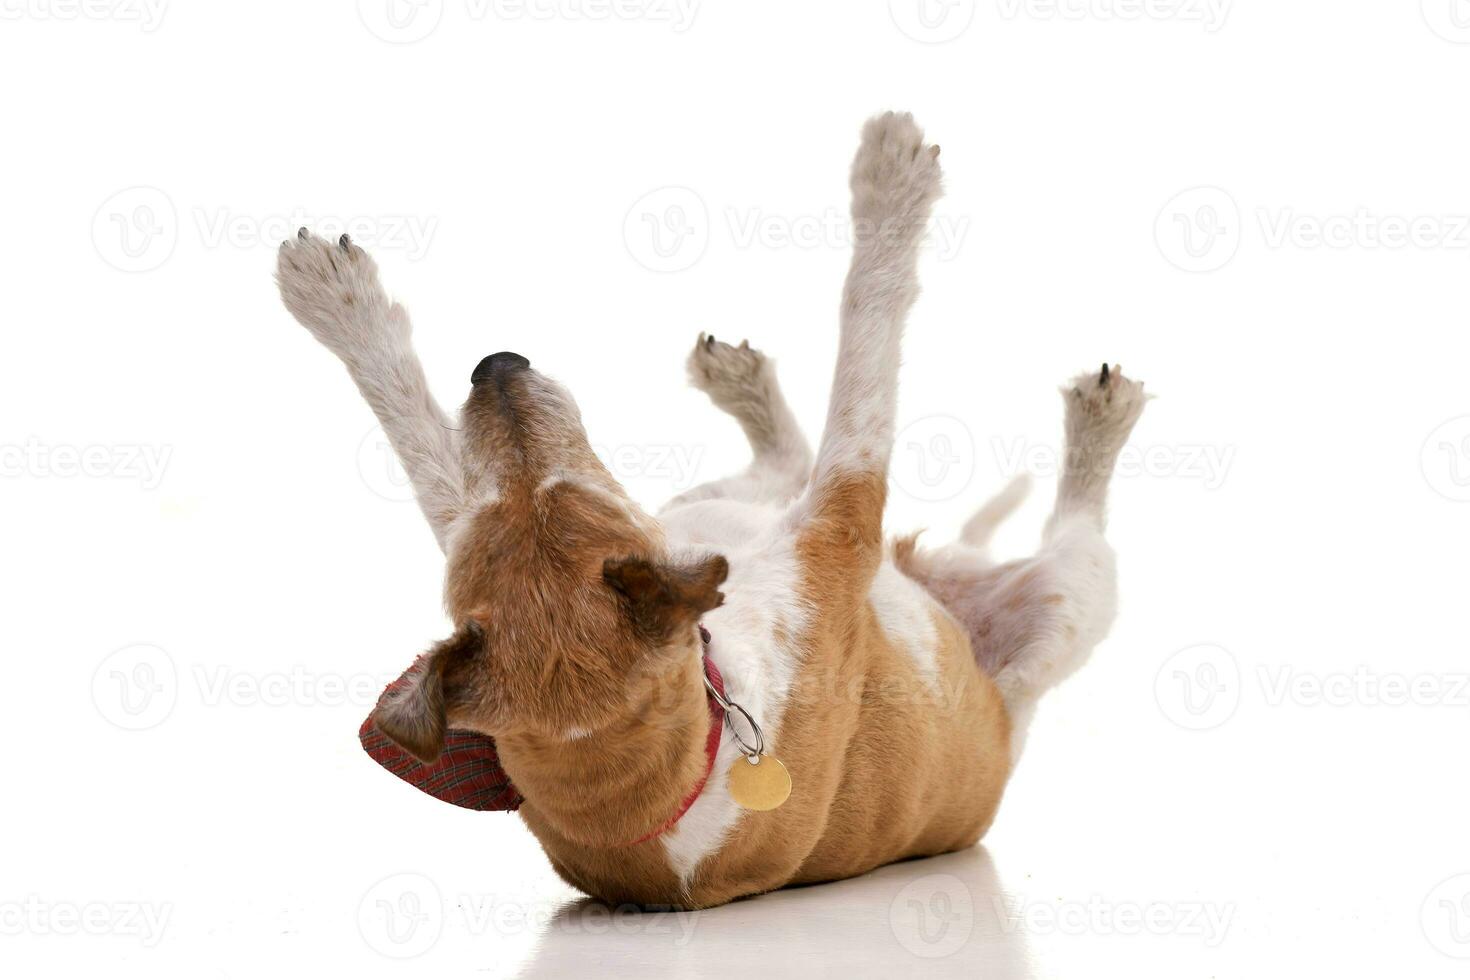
[371,352,728,764]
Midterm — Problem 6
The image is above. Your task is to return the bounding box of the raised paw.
[275,228,405,357]
[848,111,944,240]
[687,332,769,396]
[1064,363,1148,447]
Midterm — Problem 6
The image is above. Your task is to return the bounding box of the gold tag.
[727,754,791,811]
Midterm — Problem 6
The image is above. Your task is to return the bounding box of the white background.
[4,2,1470,977]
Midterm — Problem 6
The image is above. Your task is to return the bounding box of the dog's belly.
[652,497,1007,902]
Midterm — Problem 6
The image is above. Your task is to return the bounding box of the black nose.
[471,351,530,385]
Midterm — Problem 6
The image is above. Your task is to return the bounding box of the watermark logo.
[889,873,975,958]
[1422,417,1470,502]
[889,0,977,43]
[93,186,177,273]
[995,0,1231,31]
[1423,874,1470,958]
[993,437,1235,490]
[1155,186,1240,273]
[358,873,444,959]
[1423,0,1470,43]
[593,442,706,492]
[995,894,1234,946]
[892,415,976,502]
[92,645,178,731]
[0,438,172,489]
[726,206,970,261]
[196,209,438,260]
[357,423,416,503]
[1155,643,1240,730]
[624,187,709,273]
[0,0,168,30]
[1257,209,1470,251]
[0,897,172,947]
[358,0,444,42]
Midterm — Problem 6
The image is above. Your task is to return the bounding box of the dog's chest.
[655,498,949,885]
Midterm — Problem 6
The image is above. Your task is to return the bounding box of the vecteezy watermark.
[593,442,706,492]
[358,873,445,959]
[1257,209,1470,252]
[1422,417,1470,503]
[92,645,179,731]
[357,424,417,504]
[92,186,178,273]
[460,895,700,943]
[726,206,970,261]
[1423,873,1470,959]
[0,897,173,948]
[192,665,391,709]
[1157,646,1470,730]
[1257,666,1470,710]
[1154,644,1241,731]
[623,187,710,273]
[623,187,972,273]
[93,187,439,272]
[194,209,438,261]
[995,0,1231,31]
[357,873,701,959]
[992,437,1236,491]
[0,0,168,30]
[93,647,400,729]
[1155,186,1241,273]
[892,416,977,503]
[0,438,172,489]
[358,0,698,43]
[1422,0,1470,43]
[993,894,1235,947]
[1157,187,1470,273]
[889,873,975,959]
[889,0,978,44]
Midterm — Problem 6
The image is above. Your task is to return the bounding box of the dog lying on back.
[276,112,1146,909]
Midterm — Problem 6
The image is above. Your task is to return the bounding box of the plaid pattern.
[358,659,523,812]
[360,645,726,832]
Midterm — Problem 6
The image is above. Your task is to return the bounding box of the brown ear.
[603,553,728,640]
[372,623,481,765]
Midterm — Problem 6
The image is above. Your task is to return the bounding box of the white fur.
[275,231,466,550]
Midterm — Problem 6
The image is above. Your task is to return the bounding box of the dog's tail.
[958,474,1031,548]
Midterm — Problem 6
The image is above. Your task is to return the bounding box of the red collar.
[359,627,727,846]
[619,646,726,846]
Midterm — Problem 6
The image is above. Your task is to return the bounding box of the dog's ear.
[372,622,483,764]
[603,553,728,640]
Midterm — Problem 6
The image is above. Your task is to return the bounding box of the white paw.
[1065,364,1148,440]
[687,332,769,396]
[848,111,944,240]
[275,229,405,357]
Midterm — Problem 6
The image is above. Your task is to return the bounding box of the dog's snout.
[472,351,531,385]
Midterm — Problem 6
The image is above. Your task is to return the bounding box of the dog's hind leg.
[276,230,464,551]
[663,334,812,508]
[895,365,1147,760]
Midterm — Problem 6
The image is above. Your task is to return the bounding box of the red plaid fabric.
[358,658,523,812]
[360,643,726,838]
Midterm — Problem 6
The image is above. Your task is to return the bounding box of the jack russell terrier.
[275,112,1146,909]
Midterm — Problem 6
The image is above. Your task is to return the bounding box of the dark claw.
[297,227,309,241]
[1100,363,1111,386]
[339,234,351,250]
[706,334,717,351]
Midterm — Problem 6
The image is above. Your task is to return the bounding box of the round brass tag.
[727,754,791,811]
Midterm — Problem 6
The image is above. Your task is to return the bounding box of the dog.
[275,112,1146,909]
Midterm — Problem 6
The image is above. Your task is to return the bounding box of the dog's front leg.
[276,231,464,551]
[792,113,942,589]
